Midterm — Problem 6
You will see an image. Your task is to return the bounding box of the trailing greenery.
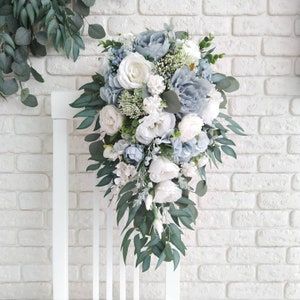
[0,0,105,106]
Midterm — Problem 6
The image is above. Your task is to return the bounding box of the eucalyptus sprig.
[0,0,105,106]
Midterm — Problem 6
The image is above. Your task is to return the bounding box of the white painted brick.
[19,192,51,210]
[196,210,231,228]
[236,136,286,154]
[232,57,291,76]
[0,136,42,153]
[0,230,17,245]
[181,282,225,299]
[204,0,266,15]
[259,155,300,172]
[234,16,293,36]
[269,0,300,15]
[15,116,52,134]
[69,282,92,299]
[234,77,264,96]
[70,210,105,229]
[0,96,42,115]
[291,98,300,114]
[287,247,300,264]
[293,174,300,190]
[266,78,300,96]
[228,282,284,299]
[18,230,50,246]
[229,96,289,116]
[0,116,14,134]
[232,174,290,191]
[0,211,43,228]
[22,265,51,282]
[47,57,99,75]
[258,192,300,209]
[205,174,230,191]
[197,229,255,246]
[0,266,20,282]
[213,36,261,56]
[263,37,300,56]
[0,282,51,299]
[257,229,300,246]
[228,247,285,263]
[295,59,300,75]
[91,0,136,15]
[286,283,300,299]
[108,16,170,35]
[233,210,288,227]
[172,16,231,35]
[289,136,300,153]
[258,265,300,281]
[0,247,48,264]
[295,19,300,35]
[0,192,17,209]
[260,116,300,134]
[182,247,226,264]
[70,173,95,192]
[199,192,256,209]
[199,265,255,281]
[291,211,300,227]
[229,116,259,134]
[0,174,49,191]
[140,0,201,15]
[69,247,92,264]
[0,154,14,172]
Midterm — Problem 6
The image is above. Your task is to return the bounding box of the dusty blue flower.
[124,144,144,165]
[111,47,127,69]
[197,58,213,81]
[100,74,123,104]
[171,66,212,115]
[134,30,170,60]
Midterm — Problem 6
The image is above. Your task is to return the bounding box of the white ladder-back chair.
[51,91,180,300]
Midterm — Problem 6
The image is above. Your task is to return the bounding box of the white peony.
[99,105,123,135]
[98,52,110,76]
[149,157,179,183]
[178,114,204,142]
[117,52,153,89]
[200,90,222,125]
[182,40,201,66]
[153,180,182,203]
[143,95,162,114]
[114,162,137,186]
[181,162,198,178]
[135,112,175,145]
[147,74,165,95]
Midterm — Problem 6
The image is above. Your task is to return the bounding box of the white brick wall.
[0,0,299,299]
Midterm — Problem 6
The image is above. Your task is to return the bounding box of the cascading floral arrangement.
[71,26,245,272]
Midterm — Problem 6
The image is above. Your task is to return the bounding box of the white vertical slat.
[133,265,140,300]
[51,91,81,300]
[165,262,180,300]
[119,224,126,300]
[106,203,114,300]
[93,179,100,300]
[52,119,69,300]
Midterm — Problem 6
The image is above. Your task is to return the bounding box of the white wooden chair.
[51,91,180,300]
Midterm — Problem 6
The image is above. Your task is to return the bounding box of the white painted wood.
[106,203,114,300]
[51,91,80,300]
[119,238,126,300]
[165,262,180,300]
[133,265,140,300]
[93,179,100,300]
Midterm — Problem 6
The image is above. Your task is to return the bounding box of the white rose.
[135,112,175,145]
[147,75,165,95]
[117,52,153,89]
[153,180,182,203]
[178,114,204,142]
[98,52,110,76]
[181,162,198,178]
[114,162,137,186]
[103,145,118,161]
[99,105,123,135]
[200,90,222,125]
[182,40,201,66]
[149,157,180,183]
[143,95,162,114]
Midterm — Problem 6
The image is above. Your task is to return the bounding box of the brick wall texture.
[0,0,299,299]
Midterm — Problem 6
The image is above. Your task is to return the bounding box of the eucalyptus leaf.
[195,180,207,197]
[88,24,106,39]
[21,94,38,107]
[15,27,31,46]
[161,90,181,113]
[0,78,18,95]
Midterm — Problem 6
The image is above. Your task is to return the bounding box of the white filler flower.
[149,156,179,183]
[143,95,162,115]
[147,74,165,95]
[99,105,123,135]
[117,52,153,89]
[182,40,201,66]
[178,113,204,142]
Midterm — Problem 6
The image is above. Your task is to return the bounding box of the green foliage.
[0,0,106,106]
[161,90,181,113]
[199,34,225,64]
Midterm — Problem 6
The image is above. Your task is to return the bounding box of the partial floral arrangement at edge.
[71,25,245,272]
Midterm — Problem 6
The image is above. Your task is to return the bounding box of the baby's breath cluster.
[119,89,145,119]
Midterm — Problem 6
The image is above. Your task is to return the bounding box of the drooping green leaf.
[161,90,181,113]
[195,180,207,197]
[77,116,94,129]
[81,0,95,7]
[15,27,31,46]
[0,78,18,95]
[221,145,237,159]
[30,67,44,82]
[88,24,106,39]
[35,31,48,46]
[21,94,38,107]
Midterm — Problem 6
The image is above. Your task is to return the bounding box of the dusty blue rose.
[100,74,123,104]
[197,58,213,81]
[124,144,144,165]
[134,30,170,60]
[171,66,212,115]
[111,47,127,69]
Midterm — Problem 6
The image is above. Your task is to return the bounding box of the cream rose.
[149,157,179,183]
[200,90,222,125]
[117,52,153,89]
[178,114,204,142]
[153,180,182,203]
[99,105,123,135]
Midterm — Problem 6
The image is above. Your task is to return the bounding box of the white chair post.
[166,262,180,300]
[51,91,81,300]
